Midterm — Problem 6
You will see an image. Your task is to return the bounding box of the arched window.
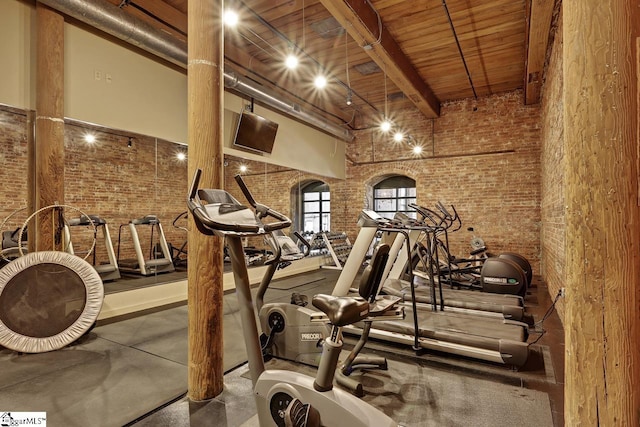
[302,181,330,232]
[373,176,416,219]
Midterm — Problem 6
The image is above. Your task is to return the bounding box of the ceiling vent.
[310,17,344,39]
[387,91,406,102]
[354,61,381,75]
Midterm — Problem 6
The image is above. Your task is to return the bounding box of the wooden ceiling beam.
[319,0,440,117]
[524,0,555,105]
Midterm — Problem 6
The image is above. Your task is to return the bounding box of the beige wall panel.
[0,0,35,109]
[64,24,188,143]
[223,94,346,179]
[1,0,344,177]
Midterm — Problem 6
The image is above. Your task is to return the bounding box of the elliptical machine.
[187,169,400,427]
[410,202,529,297]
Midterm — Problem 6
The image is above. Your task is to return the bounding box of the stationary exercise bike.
[187,169,399,427]
[258,231,403,397]
[257,230,331,367]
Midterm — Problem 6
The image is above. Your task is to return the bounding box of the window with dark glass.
[373,176,416,219]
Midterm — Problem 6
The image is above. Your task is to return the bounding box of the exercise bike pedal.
[285,398,321,427]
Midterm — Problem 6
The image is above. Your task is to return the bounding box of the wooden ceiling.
[107,0,555,131]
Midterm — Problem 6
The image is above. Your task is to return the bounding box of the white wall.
[0,0,345,179]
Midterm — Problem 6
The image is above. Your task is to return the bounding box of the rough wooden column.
[34,2,65,251]
[26,110,36,254]
[563,1,640,425]
[187,0,225,400]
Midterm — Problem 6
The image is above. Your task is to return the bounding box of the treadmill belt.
[371,307,526,343]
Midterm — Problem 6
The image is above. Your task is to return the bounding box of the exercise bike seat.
[312,295,369,327]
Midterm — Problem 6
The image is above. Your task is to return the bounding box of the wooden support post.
[187,0,225,400]
[563,1,640,424]
[26,110,36,254]
[34,2,65,251]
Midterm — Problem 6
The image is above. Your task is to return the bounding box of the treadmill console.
[358,209,389,227]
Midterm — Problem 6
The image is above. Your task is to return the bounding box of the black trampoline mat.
[0,262,86,337]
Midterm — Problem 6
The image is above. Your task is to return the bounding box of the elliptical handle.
[234,174,258,208]
[436,201,452,218]
[293,231,312,257]
[409,203,443,226]
[449,204,462,232]
[173,211,188,227]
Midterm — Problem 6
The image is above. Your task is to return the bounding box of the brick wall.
[342,90,542,272]
[0,106,188,266]
[225,90,542,273]
[0,108,30,250]
[2,88,542,274]
[539,10,565,318]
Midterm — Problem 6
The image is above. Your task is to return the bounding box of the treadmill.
[333,210,530,367]
[381,220,527,322]
[64,214,121,281]
[117,215,175,276]
[336,210,526,320]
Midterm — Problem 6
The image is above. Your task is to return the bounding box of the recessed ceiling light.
[223,10,239,27]
[84,134,96,144]
[393,132,404,142]
[239,164,247,173]
[314,75,328,89]
[380,120,391,132]
[285,54,299,70]
[412,145,423,154]
[176,152,186,161]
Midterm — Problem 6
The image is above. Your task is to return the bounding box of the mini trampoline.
[0,251,104,353]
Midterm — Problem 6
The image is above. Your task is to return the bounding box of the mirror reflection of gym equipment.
[1,207,29,266]
[0,205,105,354]
[1,227,27,265]
[116,215,175,276]
[169,211,188,269]
[63,214,121,282]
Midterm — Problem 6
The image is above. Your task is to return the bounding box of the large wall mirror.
[0,106,343,304]
[0,0,348,321]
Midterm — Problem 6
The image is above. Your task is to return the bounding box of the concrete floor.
[0,269,563,427]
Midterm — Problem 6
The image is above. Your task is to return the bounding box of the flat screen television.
[232,111,279,154]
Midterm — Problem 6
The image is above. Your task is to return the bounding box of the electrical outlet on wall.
[94,69,101,81]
